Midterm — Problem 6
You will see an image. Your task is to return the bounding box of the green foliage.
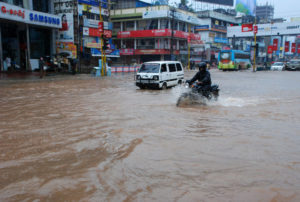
[236,3,249,15]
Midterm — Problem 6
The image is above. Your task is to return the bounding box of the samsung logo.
[287,25,300,29]
[29,13,60,25]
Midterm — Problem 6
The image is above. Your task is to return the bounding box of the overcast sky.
[142,0,300,20]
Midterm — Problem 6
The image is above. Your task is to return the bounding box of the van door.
[176,63,184,83]
[168,63,177,86]
[160,63,169,87]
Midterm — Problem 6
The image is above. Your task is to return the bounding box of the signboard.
[228,22,300,37]
[298,44,300,54]
[120,49,134,55]
[83,27,112,38]
[236,0,257,16]
[267,45,273,54]
[292,43,296,53]
[0,2,61,28]
[78,4,109,16]
[273,38,278,51]
[195,25,209,30]
[91,48,120,57]
[194,0,233,6]
[78,0,108,9]
[83,18,112,30]
[56,42,77,58]
[285,41,290,52]
[54,0,74,42]
[242,24,253,32]
[254,25,258,34]
[143,10,202,25]
[135,49,170,55]
[98,21,103,33]
[214,37,228,44]
[117,29,201,41]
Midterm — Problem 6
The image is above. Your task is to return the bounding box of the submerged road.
[0,70,300,201]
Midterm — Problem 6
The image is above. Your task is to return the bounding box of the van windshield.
[139,63,160,73]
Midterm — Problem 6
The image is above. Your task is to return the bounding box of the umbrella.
[58,52,70,57]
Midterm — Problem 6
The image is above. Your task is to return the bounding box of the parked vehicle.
[286,59,300,71]
[135,61,184,89]
[270,62,285,71]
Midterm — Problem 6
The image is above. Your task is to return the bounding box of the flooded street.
[1,70,300,201]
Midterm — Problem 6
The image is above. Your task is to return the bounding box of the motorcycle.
[176,80,220,106]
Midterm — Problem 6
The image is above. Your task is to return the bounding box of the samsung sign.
[0,2,61,29]
[29,13,60,25]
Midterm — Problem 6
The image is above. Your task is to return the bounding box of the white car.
[271,62,285,71]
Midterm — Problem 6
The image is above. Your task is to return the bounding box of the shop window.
[160,19,169,29]
[124,21,134,31]
[32,0,49,13]
[137,20,147,30]
[30,28,51,59]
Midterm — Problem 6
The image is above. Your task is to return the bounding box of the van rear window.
[169,64,176,72]
[176,63,182,71]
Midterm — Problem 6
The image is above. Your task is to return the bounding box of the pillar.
[0,25,2,71]
[26,24,31,71]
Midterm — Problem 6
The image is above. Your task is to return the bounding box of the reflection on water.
[1,70,300,201]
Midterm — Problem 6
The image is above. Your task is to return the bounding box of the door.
[160,63,169,86]
[167,63,177,86]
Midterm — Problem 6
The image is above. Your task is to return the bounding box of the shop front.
[0,2,61,72]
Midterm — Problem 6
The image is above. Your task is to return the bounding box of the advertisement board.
[118,29,201,41]
[236,0,257,16]
[143,10,201,25]
[120,49,134,55]
[292,43,296,53]
[285,41,290,52]
[54,0,74,43]
[228,22,300,37]
[273,38,278,51]
[194,0,233,6]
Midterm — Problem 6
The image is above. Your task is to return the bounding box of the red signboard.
[267,46,273,54]
[104,30,112,38]
[241,24,253,32]
[298,44,300,54]
[1,5,25,19]
[254,25,258,34]
[285,41,290,52]
[273,38,279,51]
[134,49,170,55]
[292,43,296,53]
[120,49,134,55]
[98,22,103,33]
[87,28,112,38]
[117,29,201,41]
[187,36,191,43]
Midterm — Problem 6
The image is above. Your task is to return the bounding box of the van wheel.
[161,83,167,90]
[139,85,146,89]
[178,80,182,85]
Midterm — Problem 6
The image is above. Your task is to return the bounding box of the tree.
[178,0,194,12]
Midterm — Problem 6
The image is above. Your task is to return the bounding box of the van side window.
[168,64,176,72]
[161,64,167,72]
[176,63,182,71]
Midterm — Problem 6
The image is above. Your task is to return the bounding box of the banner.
[118,29,201,41]
[292,43,296,53]
[242,24,253,32]
[236,0,257,16]
[298,44,300,54]
[194,0,233,6]
[285,41,290,52]
[56,42,77,58]
[83,27,112,38]
[267,46,273,54]
[273,38,278,51]
[120,49,134,55]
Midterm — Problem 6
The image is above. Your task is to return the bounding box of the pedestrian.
[39,57,45,78]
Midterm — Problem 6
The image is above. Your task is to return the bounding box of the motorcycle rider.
[187,62,212,93]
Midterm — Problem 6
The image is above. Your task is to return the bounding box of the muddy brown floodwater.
[0,70,300,201]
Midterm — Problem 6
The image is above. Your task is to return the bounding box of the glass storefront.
[30,27,51,59]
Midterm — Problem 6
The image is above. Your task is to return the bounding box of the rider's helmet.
[198,62,207,72]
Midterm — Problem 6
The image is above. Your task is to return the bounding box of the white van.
[135,61,184,89]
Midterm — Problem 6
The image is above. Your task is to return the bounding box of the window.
[161,64,167,72]
[139,63,160,73]
[176,63,182,71]
[168,64,176,72]
[124,21,134,31]
[160,19,169,29]
[1,0,23,7]
[235,53,250,59]
[33,0,49,13]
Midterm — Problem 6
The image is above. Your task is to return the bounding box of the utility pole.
[188,24,191,70]
[253,18,257,72]
[98,0,106,76]
[170,7,175,60]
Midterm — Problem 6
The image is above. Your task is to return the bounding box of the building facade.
[0,0,62,71]
[110,3,202,67]
[195,9,240,62]
[256,3,274,23]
